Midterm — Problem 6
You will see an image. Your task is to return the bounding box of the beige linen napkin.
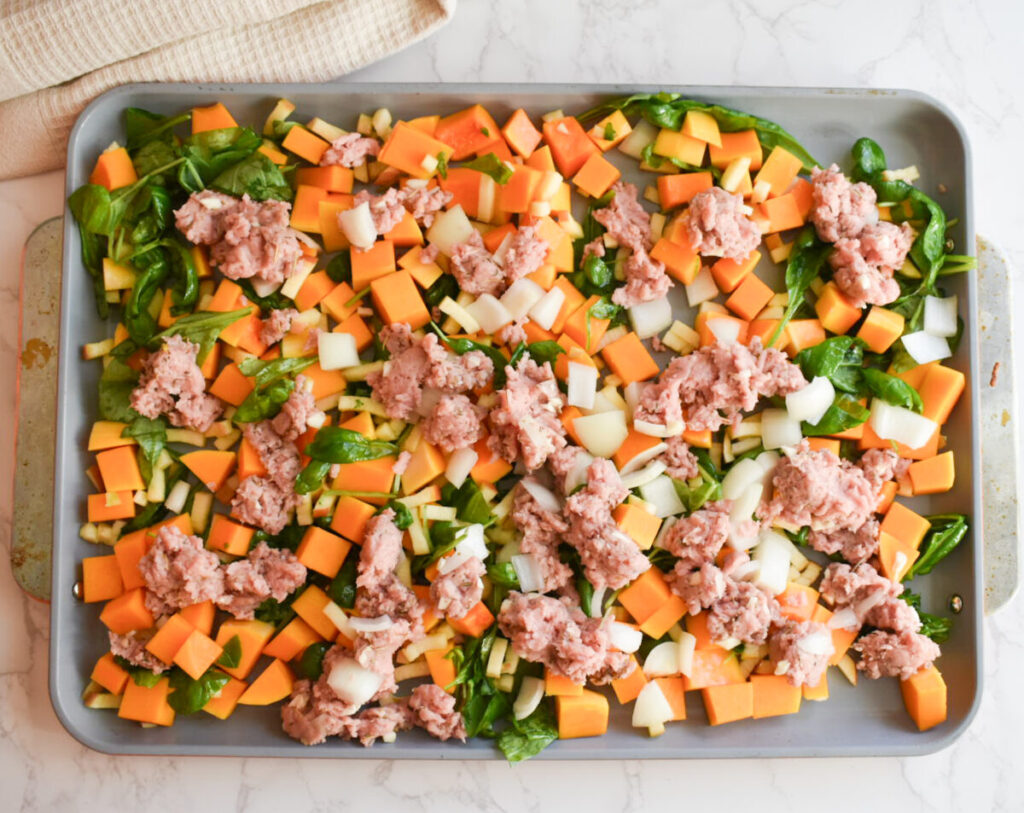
[0,0,456,179]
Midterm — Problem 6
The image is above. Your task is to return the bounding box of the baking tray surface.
[52,83,982,758]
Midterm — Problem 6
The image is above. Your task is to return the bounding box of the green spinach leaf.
[216,635,242,669]
[211,152,292,202]
[462,153,513,184]
[862,367,923,412]
[154,307,251,362]
[98,358,140,422]
[795,335,866,395]
[769,225,831,347]
[800,395,870,436]
[496,702,559,763]
[906,514,968,580]
[167,667,231,715]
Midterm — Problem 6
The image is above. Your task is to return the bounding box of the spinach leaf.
[154,307,252,363]
[525,340,565,368]
[800,395,870,436]
[328,556,359,609]
[573,188,615,267]
[75,225,109,318]
[258,524,306,553]
[234,357,316,423]
[430,323,510,387]
[462,153,513,184]
[446,625,510,738]
[442,479,494,526]
[496,702,559,763]
[177,127,262,190]
[235,278,295,312]
[862,368,923,412]
[769,225,831,347]
[325,251,352,284]
[254,597,296,627]
[216,635,242,669]
[906,514,968,580]
[295,460,333,495]
[487,562,520,589]
[165,236,199,315]
[423,273,459,307]
[297,641,333,681]
[131,139,180,182]
[211,152,292,202]
[98,358,140,422]
[580,92,818,171]
[900,590,953,643]
[304,427,397,464]
[436,151,449,180]
[507,342,527,371]
[124,108,190,150]
[122,416,167,481]
[672,471,722,514]
[576,252,615,294]
[167,667,231,715]
[387,500,415,530]
[123,246,169,345]
[795,336,866,395]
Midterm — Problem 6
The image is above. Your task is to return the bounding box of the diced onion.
[752,529,791,596]
[572,410,629,458]
[900,331,951,364]
[511,554,545,593]
[318,331,360,370]
[325,656,383,707]
[923,295,959,338]
[620,460,668,490]
[438,524,489,575]
[633,418,685,438]
[466,294,513,334]
[337,202,376,251]
[685,267,719,307]
[869,399,939,449]
[520,477,562,512]
[348,615,394,633]
[643,641,681,677]
[676,631,696,677]
[728,482,763,525]
[760,408,804,450]
[638,475,685,518]
[513,676,545,721]
[567,361,599,409]
[721,458,767,501]
[796,630,834,657]
[500,278,545,320]
[425,204,474,256]
[528,286,565,331]
[628,297,673,339]
[444,446,478,489]
[828,607,860,631]
[608,621,643,654]
[785,376,835,425]
[632,681,674,729]
[618,441,667,476]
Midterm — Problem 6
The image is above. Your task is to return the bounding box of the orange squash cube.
[296,526,352,578]
[173,628,224,680]
[725,273,774,321]
[371,269,430,330]
[82,555,124,603]
[572,151,621,198]
[282,126,331,165]
[501,108,543,158]
[555,689,609,739]
[192,102,237,133]
[145,613,196,664]
[657,172,714,210]
[118,677,175,726]
[208,514,255,556]
[857,306,905,353]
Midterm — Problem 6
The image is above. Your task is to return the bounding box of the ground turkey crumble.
[215,541,307,619]
[564,459,650,590]
[430,556,485,619]
[320,133,381,168]
[130,335,223,432]
[488,357,567,471]
[174,190,303,285]
[420,393,486,453]
[634,338,806,433]
[685,186,762,261]
[231,420,303,535]
[138,525,224,617]
[368,323,493,421]
[497,591,633,685]
[510,486,572,593]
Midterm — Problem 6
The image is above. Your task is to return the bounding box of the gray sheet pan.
[52,83,982,758]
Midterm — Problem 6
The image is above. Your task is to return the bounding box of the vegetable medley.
[71,92,973,758]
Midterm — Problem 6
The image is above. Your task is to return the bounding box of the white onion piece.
[785,376,835,425]
[623,381,644,418]
[581,389,619,415]
[573,410,629,458]
[520,477,562,512]
[338,202,377,251]
[500,278,545,320]
[439,525,488,574]
[923,295,959,338]
[466,294,514,334]
[901,331,951,364]
[729,482,763,525]
[249,277,282,298]
[628,297,673,339]
[608,621,643,654]
[638,475,685,518]
[721,458,766,501]
[348,615,394,633]
[676,631,697,677]
[619,441,667,476]
[869,399,939,449]
[528,286,565,330]
[618,118,658,160]
[685,266,719,307]
[756,450,781,474]
[318,332,360,371]
[325,657,383,707]
[589,587,607,619]
[708,317,742,345]
[511,554,545,594]
[633,418,685,438]
[477,175,497,223]
[796,630,834,657]
[164,480,190,514]
[567,361,599,409]
[828,607,860,631]
[761,408,804,450]
[728,557,761,580]
[752,529,791,596]
[513,676,545,720]
[643,641,681,677]
[426,204,475,256]
[620,459,668,490]
[444,446,478,489]
[853,588,888,620]
[632,681,675,729]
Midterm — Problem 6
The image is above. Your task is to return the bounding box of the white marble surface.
[2,1,1024,810]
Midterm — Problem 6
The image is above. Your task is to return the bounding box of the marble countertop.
[2,1,1023,810]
